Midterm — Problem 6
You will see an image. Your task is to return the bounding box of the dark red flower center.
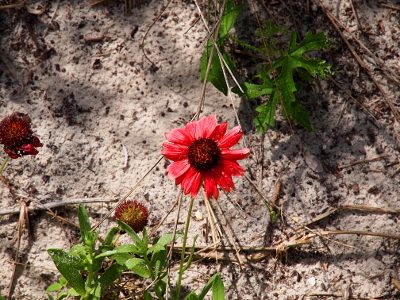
[188,138,221,171]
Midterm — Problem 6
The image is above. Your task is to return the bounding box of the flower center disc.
[188,138,221,171]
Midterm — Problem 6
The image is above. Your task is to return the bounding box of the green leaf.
[201,48,236,95]
[232,67,274,98]
[46,283,63,292]
[184,293,200,300]
[182,235,198,273]
[57,291,68,300]
[196,273,221,300]
[96,244,140,259]
[125,257,151,278]
[98,263,126,295]
[67,288,80,297]
[254,20,288,58]
[108,252,133,265]
[154,275,167,299]
[233,30,334,132]
[212,275,225,300]
[68,244,89,261]
[254,90,279,132]
[155,232,183,247]
[117,220,146,254]
[144,290,153,300]
[78,203,97,246]
[218,0,243,39]
[48,249,85,270]
[47,249,86,296]
[147,243,165,254]
[200,0,241,95]
[102,227,119,246]
[46,294,55,300]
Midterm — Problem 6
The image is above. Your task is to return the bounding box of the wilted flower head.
[162,115,250,199]
[0,112,43,159]
[114,201,149,233]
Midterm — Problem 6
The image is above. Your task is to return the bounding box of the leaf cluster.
[47,203,225,300]
[201,1,335,132]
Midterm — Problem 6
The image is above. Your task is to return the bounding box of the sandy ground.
[1,0,400,299]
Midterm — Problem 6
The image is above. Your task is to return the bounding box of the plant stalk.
[0,155,10,174]
[176,197,195,299]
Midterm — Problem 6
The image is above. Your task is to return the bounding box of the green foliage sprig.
[47,203,224,300]
[201,1,335,133]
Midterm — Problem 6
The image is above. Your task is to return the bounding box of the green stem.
[0,156,10,174]
[176,197,195,299]
[84,241,96,300]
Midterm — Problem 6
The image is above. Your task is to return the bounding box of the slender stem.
[0,156,10,174]
[176,197,195,299]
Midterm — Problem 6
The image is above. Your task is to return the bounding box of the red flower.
[114,201,149,233]
[0,112,43,159]
[162,115,250,199]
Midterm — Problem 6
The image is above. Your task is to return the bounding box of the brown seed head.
[0,112,43,159]
[114,201,149,233]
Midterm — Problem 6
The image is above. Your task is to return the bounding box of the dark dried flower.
[114,201,149,233]
[0,112,43,159]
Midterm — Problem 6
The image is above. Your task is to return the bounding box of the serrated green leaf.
[242,30,333,132]
[289,30,335,56]
[254,90,279,133]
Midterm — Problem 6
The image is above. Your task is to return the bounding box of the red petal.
[219,158,246,177]
[166,159,191,179]
[209,122,228,141]
[203,170,219,199]
[162,143,188,161]
[221,148,250,160]
[218,126,243,148]
[18,144,39,155]
[32,136,43,147]
[180,167,202,198]
[197,115,217,138]
[165,128,193,146]
[213,165,235,192]
[4,148,20,159]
